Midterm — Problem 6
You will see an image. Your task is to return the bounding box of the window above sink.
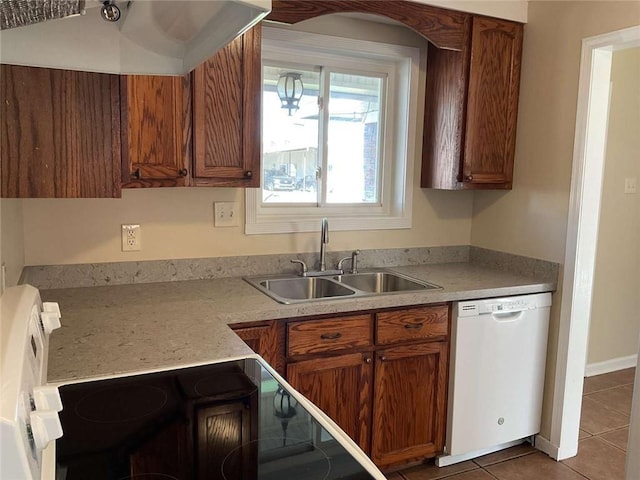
[246,26,421,234]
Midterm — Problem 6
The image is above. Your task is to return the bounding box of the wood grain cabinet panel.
[462,16,523,188]
[230,320,285,374]
[422,16,523,190]
[287,315,373,357]
[195,400,257,480]
[1,64,121,198]
[268,0,468,50]
[121,75,191,187]
[283,304,450,469]
[287,352,373,452]
[371,342,448,467]
[192,25,261,187]
[376,305,449,345]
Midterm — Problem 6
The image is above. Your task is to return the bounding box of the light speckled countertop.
[41,262,556,384]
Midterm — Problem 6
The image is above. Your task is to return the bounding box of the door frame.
[543,25,640,462]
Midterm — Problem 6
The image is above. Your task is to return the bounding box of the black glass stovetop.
[55,358,377,480]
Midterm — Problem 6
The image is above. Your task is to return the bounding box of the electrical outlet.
[214,202,240,227]
[121,224,141,251]
[624,177,637,194]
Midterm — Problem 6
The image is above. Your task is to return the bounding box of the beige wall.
[22,186,474,266]
[0,198,25,290]
[470,1,640,438]
[588,47,640,365]
[21,16,475,266]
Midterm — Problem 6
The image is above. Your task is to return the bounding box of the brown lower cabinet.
[229,320,285,375]
[371,342,448,466]
[287,352,373,453]
[284,304,450,470]
[230,304,450,469]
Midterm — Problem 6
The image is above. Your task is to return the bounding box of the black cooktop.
[56,358,377,480]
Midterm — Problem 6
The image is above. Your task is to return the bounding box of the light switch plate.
[214,202,240,227]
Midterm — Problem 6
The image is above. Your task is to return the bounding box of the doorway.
[546,25,640,476]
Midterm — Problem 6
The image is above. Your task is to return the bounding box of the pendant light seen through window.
[277,72,304,116]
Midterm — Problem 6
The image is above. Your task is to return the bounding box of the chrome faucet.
[290,218,346,277]
[319,217,329,272]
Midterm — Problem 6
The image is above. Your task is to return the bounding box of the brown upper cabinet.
[191,24,261,187]
[268,1,523,191]
[2,3,522,197]
[422,16,523,189]
[1,65,121,198]
[121,75,192,188]
[122,25,261,189]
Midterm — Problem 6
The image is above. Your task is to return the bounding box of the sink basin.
[244,270,440,304]
[334,271,440,293]
[255,277,356,303]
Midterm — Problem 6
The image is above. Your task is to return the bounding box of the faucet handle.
[351,249,360,274]
[290,259,308,276]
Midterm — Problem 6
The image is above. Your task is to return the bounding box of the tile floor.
[386,368,635,480]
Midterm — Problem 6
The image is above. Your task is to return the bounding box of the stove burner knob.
[33,386,63,412]
[40,302,61,334]
[30,410,63,450]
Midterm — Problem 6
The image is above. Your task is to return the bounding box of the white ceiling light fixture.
[0,0,271,75]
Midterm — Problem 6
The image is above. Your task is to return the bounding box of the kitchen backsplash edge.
[19,246,559,290]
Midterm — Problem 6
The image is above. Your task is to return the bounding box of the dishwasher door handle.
[490,310,525,322]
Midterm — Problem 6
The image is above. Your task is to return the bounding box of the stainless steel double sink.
[244,270,441,304]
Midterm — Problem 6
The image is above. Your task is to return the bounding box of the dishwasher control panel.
[458,294,552,317]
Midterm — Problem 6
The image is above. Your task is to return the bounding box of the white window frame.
[246,27,420,234]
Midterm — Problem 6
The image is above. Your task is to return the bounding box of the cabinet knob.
[244,170,253,178]
[131,168,140,180]
[179,168,188,177]
[364,357,372,364]
[465,174,474,182]
[379,355,387,362]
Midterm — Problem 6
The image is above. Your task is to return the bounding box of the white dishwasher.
[437,292,552,467]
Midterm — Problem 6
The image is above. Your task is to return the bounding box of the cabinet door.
[192,24,261,187]
[231,321,284,374]
[195,400,257,480]
[1,65,121,198]
[462,16,523,188]
[287,352,373,453]
[371,342,448,467]
[121,75,191,187]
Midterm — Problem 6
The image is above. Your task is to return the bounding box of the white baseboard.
[534,434,559,460]
[585,354,638,377]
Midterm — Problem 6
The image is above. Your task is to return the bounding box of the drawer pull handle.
[364,357,372,364]
[404,323,424,330]
[320,332,342,340]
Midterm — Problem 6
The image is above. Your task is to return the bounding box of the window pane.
[262,65,320,204]
[326,72,382,204]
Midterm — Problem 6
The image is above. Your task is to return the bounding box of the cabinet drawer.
[287,315,373,357]
[376,305,448,345]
